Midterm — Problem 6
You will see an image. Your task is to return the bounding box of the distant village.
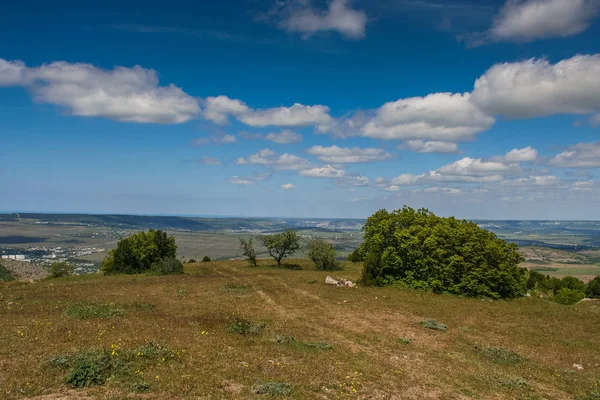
[0,245,105,274]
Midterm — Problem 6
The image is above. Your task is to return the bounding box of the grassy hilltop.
[1,260,599,400]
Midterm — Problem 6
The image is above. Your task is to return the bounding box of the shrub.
[358,207,526,299]
[561,276,586,291]
[150,257,184,275]
[553,288,586,305]
[586,276,600,298]
[239,238,257,267]
[227,317,265,335]
[0,263,15,282]
[420,319,448,331]
[347,248,364,263]
[101,229,177,275]
[261,230,300,267]
[252,382,293,395]
[307,238,343,271]
[49,262,74,279]
[202,256,211,262]
[187,259,197,264]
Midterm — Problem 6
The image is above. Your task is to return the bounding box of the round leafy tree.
[357,207,526,299]
[101,229,178,275]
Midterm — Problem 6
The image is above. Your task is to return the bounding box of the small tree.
[202,256,211,262]
[261,230,300,267]
[560,276,586,291]
[586,276,600,298]
[239,238,257,267]
[49,262,74,278]
[307,238,342,271]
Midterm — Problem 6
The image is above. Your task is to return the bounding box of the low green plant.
[49,262,74,279]
[420,319,448,331]
[476,346,525,365]
[553,288,586,305]
[308,279,317,284]
[500,376,528,389]
[46,342,178,389]
[65,302,126,320]
[252,382,293,395]
[132,302,157,312]
[65,351,111,388]
[274,335,333,350]
[149,257,184,275]
[221,283,251,292]
[227,317,265,335]
[397,337,412,345]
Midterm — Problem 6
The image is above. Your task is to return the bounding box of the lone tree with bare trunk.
[261,229,300,267]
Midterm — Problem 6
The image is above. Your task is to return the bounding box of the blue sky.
[2,0,600,219]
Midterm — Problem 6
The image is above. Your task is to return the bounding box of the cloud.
[264,130,303,144]
[192,134,237,145]
[197,156,222,166]
[228,176,252,185]
[227,172,270,185]
[402,140,459,153]
[203,95,333,129]
[361,92,495,142]
[299,165,345,178]
[236,149,312,170]
[0,59,25,86]
[0,58,200,124]
[437,157,514,176]
[493,146,538,162]
[489,0,599,43]
[281,183,296,190]
[549,141,600,168]
[307,145,392,163]
[471,55,600,119]
[274,0,368,39]
[507,175,561,186]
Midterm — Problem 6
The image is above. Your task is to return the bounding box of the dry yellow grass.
[1,260,599,399]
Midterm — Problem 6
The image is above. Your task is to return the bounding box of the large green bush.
[101,229,177,275]
[357,207,526,299]
[552,288,586,305]
[585,276,600,298]
[0,263,15,282]
[306,238,342,271]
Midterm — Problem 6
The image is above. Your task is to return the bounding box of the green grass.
[1,259,600,399]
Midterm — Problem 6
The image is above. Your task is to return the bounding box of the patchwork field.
[1,261,599,399]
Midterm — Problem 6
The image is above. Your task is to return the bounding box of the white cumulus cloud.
[402,140,459,153]
[0,58,200,124]
[489,0,600,43]
[281,183,296,190]
[307,145,392,163]
[361,92,495,142]
[265,130,303,144]
[471,55,600,119]
[202,95,333,129]
[493,146,538,162]
[299,165,345,178]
